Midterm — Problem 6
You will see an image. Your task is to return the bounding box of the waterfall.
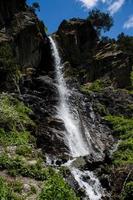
[49,36,103,200]
[49,36,89,158]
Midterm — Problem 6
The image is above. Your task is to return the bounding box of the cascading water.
[49,36,89,158]
[49,36,104,200]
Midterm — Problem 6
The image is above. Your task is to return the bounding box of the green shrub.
[10,180,23,193]
[38,173,79,200]
[0,154,53,181]
[80,79,106,93]
[122,181,133,200]
[105,115,133,165]
[0,129,31,146]
[0,176,12,199]
[0,94,33,130]
[16,145,32,156]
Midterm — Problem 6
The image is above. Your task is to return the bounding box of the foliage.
[9,180,23,193]
[0,176,13,199]
[38,173,79,200]
[31,2,40,12]
[0,43,20,83]
[0,93,33,130]
[16,145,32,156]
[80,79,105,93]
[0,154,52,181]
[94,102,108,116]
[87,9,113,35]
[122,181,133,200]
[0,129,31,146]
[105,115,133,164]
[117,33,133,54]
[130,71,133,89]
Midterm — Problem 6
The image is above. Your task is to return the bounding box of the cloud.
[108,0,125,15]
[77,0,107,9]
[77,0,125,15]
[124,15,133,29]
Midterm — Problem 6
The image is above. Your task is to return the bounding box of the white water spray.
[49,36,103,200]
[49,36,89,157]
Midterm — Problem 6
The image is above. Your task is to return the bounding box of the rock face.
[0,0,52,76]
[55,20,132,89]
[55,18,97,66]
[0,0,26,26]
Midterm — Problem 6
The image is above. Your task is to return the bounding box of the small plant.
[38,172,79,200]
[0,129,31,146]
[16,145,32,156]
[10,180,23,193]
[0,176,12,199]
[30,184,37,194]
[105,115,133,165]
[80,79,107,93]
[0,93,33,130]
[121,181,133,200]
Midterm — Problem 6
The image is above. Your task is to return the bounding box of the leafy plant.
[0,93,33,130]
[87,9,113,35]
[38,173,79,200]
[121,181,133,200]
[0,176,12,199]
[105,115,133,164]
[16,145,32,156]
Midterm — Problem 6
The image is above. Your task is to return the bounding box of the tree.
[31,2,40,12]
[87,9,113,35]
[117,32,133,54]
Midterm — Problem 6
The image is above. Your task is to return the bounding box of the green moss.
[105,115,133,165]
[121,181,133,200]
[38,173,79,200]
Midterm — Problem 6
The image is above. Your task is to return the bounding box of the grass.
[105,115,133,165]
[0,153,53,181]
[0,129,31,146]
[0,93,33,130]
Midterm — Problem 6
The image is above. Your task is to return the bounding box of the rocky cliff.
[0,0,132,200]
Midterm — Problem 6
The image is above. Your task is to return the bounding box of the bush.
[87,9,113,35]
[0,129,31,146]
[0,154,52,181]
[105,115,133,165]
[38,173,79,200]
[16,145,32,156]
[80,79,105,93]
[0,93,33,130]
[0,176,12,199]
[122,181,133,200]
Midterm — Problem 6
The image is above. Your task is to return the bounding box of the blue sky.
[27,0,133,38]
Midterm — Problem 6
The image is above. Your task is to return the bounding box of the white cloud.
[124,15,133,29]
[108,0,125,15]
[77,0,125,15]
[77,0,107,9]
